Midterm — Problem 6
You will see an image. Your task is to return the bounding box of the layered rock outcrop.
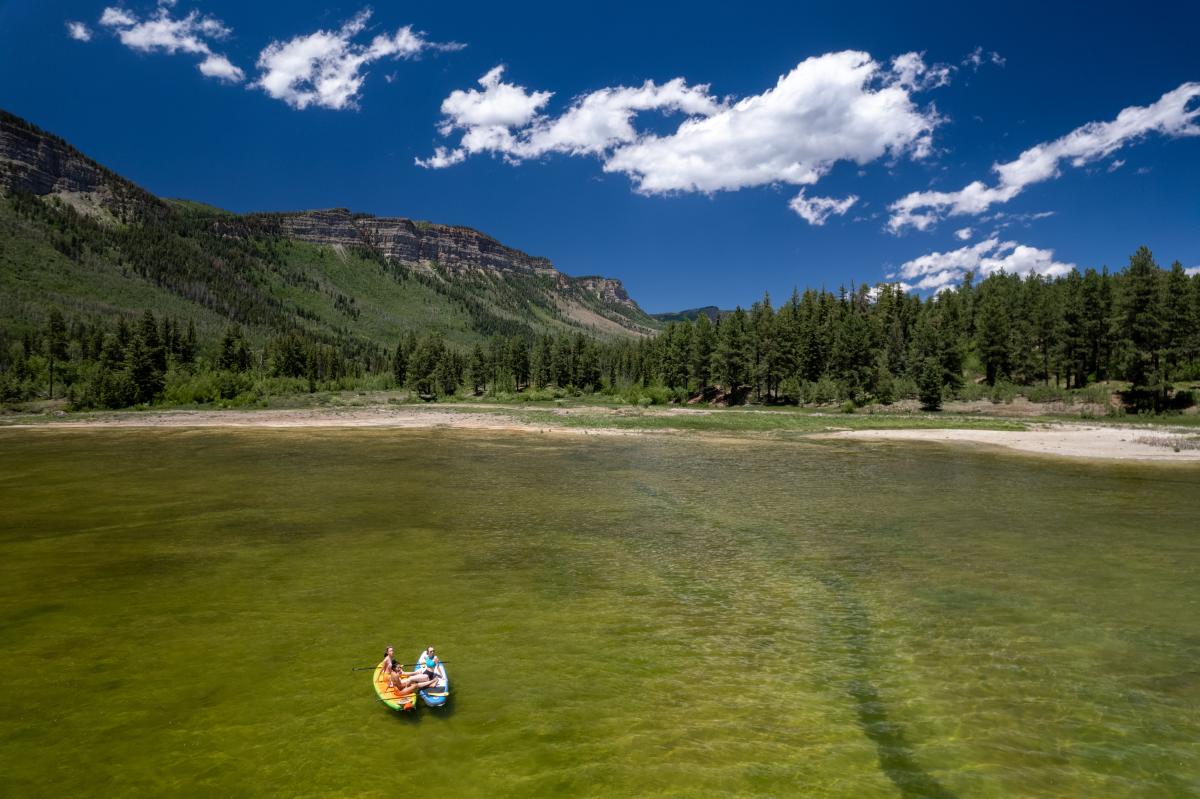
[271,209,559,278]
[271,208,643,314]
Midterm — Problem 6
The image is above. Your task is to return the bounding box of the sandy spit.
[4,407,1200,462]
[821,425,1200,463]
[0,407,650,437]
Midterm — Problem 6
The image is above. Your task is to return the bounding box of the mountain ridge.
[0,108,656,340]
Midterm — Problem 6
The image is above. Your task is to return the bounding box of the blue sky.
[1,0,1197,312]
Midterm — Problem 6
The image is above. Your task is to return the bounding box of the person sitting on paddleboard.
[382,646,407,692]
[416,646,440,681]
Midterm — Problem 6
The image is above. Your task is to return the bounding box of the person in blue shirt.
[416,646,441,682]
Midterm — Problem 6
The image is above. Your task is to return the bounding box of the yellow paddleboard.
[373,661,418,711]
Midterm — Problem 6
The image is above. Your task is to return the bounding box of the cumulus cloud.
[418,66,719,167]
[896,237,1075,292]
[789,190,858,225]
[98,4,243,82]
[254,9,462,110]
[605,52,940,194]
[439,66,552,131]
[954,226,972,240]
[66,21,92,41]
[1186,266,1200,277]
[422,51,944,218]
[524,78,722,159]
[888,82,1200,232]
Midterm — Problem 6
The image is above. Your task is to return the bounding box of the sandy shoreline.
[821,425,1200,462]
[2,406,1199,462]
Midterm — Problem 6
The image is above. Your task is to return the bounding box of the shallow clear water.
[0,429,1197,797]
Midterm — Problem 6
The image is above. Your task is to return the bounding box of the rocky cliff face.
[270,208,643,314]
[568,276,634,306]
[0,111,104,196]
[271,208,559,279]
[0,110,163,220]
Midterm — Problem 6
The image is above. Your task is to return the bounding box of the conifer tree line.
[2,245,1197,412]
[0,310,370,408]
[616,247,1200,411]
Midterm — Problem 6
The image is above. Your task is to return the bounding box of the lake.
[1,429,1197,797]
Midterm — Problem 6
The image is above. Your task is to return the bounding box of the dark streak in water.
[816,573,958,799]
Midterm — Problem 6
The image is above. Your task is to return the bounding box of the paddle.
[352,662,449,672]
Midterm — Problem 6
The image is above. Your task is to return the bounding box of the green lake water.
[1,429,1197,797]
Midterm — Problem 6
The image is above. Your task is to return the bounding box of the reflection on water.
[1,429,1197,797]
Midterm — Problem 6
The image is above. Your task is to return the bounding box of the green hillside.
[0,190,657,355]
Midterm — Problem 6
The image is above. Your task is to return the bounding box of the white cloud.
[418,146,467,169]
[890,51,952,91]
[421,50,945,221]
[963,46,1005,70]
[198,53,244,82]
[254,9,462,110]
[605,52,940,194]
[522,78,721,158]
[418,66,719,167]
[99,5,243,82]
[101,5,229,54]
[99,8,136,27]
[66,21,92,41]
[1107,158,1125,172]
[889,82,1200,232]
[788,190,858,225]
[954,227,972,240]
[1186,266,1200,277]
[440,66,552,130]
[896,237,1075,292]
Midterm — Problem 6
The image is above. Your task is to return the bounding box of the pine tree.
[125,330,164,404]
[179,320,197,366]
[1122,246,1165,408]
[140,310,167,374]
[712,308,751,391]
[508,337,530,389]
[1163,261,1194,384]
[690,313,715,388]
[750,293,777,400]
[832,304,873,402]
[218,326,250,372]
[45,308,67,398]
[976,279,1012,386]
[918,356,943,411]
[468,344,488,394]
[661,323,692,390]
[274,333,308,378]
[392,334,410,386]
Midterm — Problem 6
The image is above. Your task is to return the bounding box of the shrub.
[1074,384,1113,407]
[803,376,840,405]
[892,376,919,401]
[989,381,1018,404]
